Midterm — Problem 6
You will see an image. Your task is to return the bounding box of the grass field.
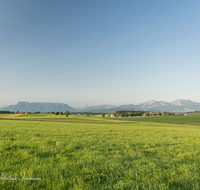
[1,113,200,125]
[1,114,200,189]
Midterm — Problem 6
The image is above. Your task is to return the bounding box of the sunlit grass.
[1,119,200,189]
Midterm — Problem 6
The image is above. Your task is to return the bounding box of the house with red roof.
[110,113,115,117]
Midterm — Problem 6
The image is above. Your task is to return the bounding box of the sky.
[1,0,200,108]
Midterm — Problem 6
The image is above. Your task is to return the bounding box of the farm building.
[17,112,31,114]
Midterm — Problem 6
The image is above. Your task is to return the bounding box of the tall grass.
[1,119,200,189]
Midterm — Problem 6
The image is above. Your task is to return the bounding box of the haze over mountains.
[78,105,118,112]
[1,99,200,113]
[80,99,200,113]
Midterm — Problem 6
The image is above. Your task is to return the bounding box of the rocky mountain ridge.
[78,99,200,113]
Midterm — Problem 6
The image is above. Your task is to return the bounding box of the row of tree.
[0,111,15,114]
[116,110,145,116]
[162,112,185,116]
[54,111,70,117]
[33,111,41,114]
[53,111,92,117]
[101,111,145,117]
[100,111,185,117]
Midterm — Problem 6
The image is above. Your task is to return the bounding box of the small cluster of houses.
[110,112,161,117]
[110,113,126,117]
[16,112,31,114]
[143,112,160,117]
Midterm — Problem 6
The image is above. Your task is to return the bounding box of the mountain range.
[85,99,200,113]
[1,99,200,113]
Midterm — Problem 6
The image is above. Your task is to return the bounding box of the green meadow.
[1,114,200,189]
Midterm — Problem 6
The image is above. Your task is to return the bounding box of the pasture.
[0,114,200,189]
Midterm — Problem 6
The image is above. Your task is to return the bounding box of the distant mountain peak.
[146,99,157,103]
[140,99,158,106]
[171,99,194,106]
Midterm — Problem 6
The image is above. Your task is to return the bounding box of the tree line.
[115,110,145,116]
[0,111,15,114]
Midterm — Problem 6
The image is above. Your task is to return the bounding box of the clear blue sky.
[1,0,200,108]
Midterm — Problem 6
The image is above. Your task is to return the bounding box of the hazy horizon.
[1,98,200,109]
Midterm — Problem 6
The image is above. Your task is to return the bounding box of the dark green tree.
[65,111,69,117]
[102,113,105,117]
[86,113,90,116]
[54,112,59,115]
[163,111,169,116]
[171,112,175,116]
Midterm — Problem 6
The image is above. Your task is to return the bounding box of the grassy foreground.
[0,115,200,189]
